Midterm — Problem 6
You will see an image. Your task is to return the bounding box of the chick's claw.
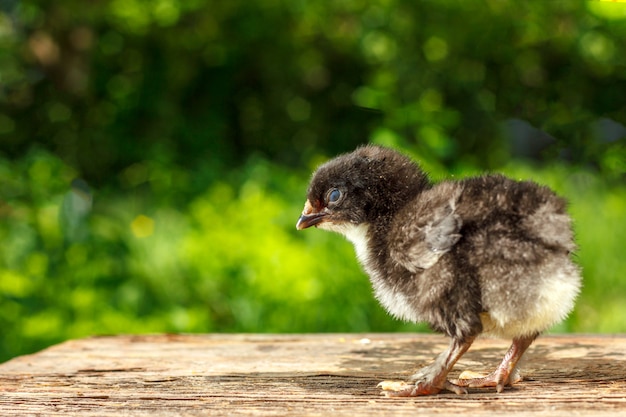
[443,380,469,395]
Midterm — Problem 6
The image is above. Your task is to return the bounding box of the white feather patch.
[321,222,420,322]
[481,267,581,339]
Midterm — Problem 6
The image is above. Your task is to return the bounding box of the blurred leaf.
[1,0,626,362]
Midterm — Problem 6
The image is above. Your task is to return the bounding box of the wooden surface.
[1,334,625,416]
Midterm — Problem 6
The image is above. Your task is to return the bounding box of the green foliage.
[2,147,626,362]
[1,0,626,362]
[3,0,626,176]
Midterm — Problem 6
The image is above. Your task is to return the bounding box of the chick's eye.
[328,188,342,204]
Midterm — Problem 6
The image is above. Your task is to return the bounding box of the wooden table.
[0,334,624,416]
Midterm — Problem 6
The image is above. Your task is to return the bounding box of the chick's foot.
[451,368,522,392]
[379,336,475,397]
[451,335,536,393]
[378,379,467,397]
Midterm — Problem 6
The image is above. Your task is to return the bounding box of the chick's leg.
[451,334,537,393]
[379,336,475,397]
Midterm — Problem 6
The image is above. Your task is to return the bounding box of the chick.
[296,145,581,396]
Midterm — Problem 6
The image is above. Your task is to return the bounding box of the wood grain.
[1,334,625,416]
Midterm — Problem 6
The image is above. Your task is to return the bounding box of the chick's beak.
[296,200,328,230]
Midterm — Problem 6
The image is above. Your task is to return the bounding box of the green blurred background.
[1,0,626,363]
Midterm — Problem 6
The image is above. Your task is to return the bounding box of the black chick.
[296,145,581,396]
